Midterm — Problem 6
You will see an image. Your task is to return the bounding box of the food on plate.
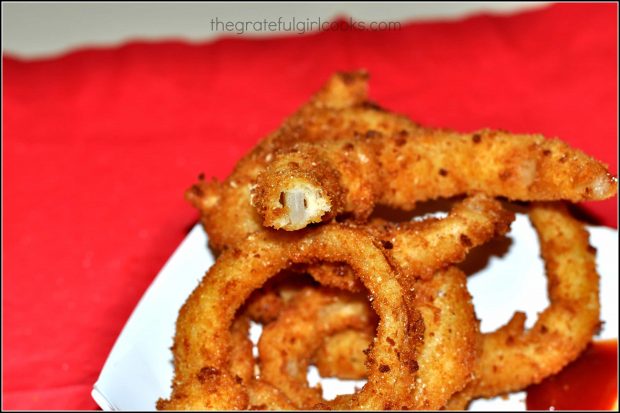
[159,71,616,410]
[157,224,423,410]
[243,193,511,392]
[446,203,601,408]
[243,195,507,406]
[251,131,617,231]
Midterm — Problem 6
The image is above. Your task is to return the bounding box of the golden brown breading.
[188,71,615,247]
[157,224,422,410]
[246,194,514,320]
[446,202,600,408]
[238,194,510,402]
[252,129,617,231]
[366,194,514,283]
[243,271,315,324]
[229,314,255,385]
[258,288,376,408]
[251,146,348,230]
[245,207,503,318]
[305,262,363,293]
[309,194,515,292]
[186,71,421,250]
[169,70,610,411]
[411,267,480,409]
[261,267,479,410]
[247,381,297,410]
[313,328,374,380]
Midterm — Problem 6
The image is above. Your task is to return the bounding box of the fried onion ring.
[258,287,377,408]
[185,72,423,250]
[251,132,617,231]
[446,202,600,408]
[241,195,510,407]
[246,193,514,316]
[240,194,509,405]
[259,267,478,409]
[306,194,514,292]
[157,224,422,410]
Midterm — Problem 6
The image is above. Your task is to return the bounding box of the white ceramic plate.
[92,213,618,410]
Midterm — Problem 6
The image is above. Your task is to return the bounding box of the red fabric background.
[3,4,617,409]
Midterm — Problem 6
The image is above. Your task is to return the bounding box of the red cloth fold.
[3,4,617,409]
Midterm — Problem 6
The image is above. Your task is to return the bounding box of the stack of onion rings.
[158,72,617,410]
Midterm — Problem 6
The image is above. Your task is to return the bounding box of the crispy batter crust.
[247,194,514,314]
[366,194,514,283]
[309,194,515,291]
[170,71,609,411]
[251,147,346,229]
[237,195,511,408]
[411,267,480,409]
[446,202,600,408]
[186,72,422,250]
[247,381,297,410]
[313,328,374,380]
[258,288,377,408]
[260,267,479,410]
[312,194,515,292]
[229,314,255,385]
[188,72,615,247]
[157,224,422,410]
[243,272,314,324]
[253,129,617,230]
[239,194,510,404]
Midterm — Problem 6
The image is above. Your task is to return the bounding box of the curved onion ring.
[259,266,478,409]
[251,133,616,231]
[187,72,615,248]
[446,202,600,408]
[258,287,377,408]
[186,71,422,251]
[307,194,514,294]
[244,194,513,324]
[157,224,422,410]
